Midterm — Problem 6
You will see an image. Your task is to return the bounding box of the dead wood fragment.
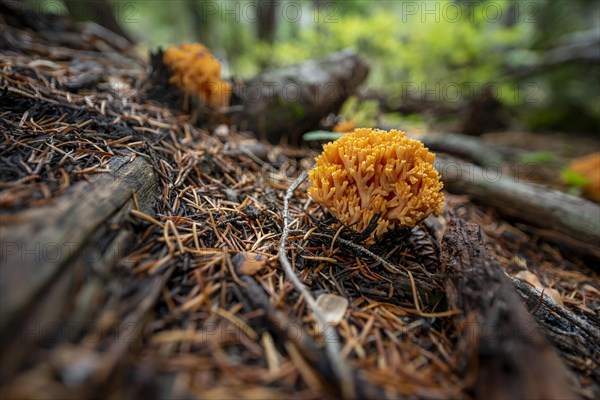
[0,0,136,55]
[439,214,576,400]
[0,154,157,380]
[435,154,600,260]
[1,268,174,399]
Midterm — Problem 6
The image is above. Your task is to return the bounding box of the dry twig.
[279,171,354,399]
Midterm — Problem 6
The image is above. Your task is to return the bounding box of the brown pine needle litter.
[1,13,599,400]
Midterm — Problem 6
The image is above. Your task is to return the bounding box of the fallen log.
[0,154,159,382]
[0,267,174,399]
[439,214,576,399]
[231,50,369,144]
[434,154,600,260]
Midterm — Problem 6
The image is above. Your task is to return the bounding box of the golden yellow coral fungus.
[163,43,232,108]
[308,128,444,242]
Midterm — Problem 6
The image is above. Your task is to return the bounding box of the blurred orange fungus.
[568,152,600,203]
[163,43,232,108]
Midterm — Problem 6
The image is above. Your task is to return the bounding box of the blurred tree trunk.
[63,0,134,43]
[503,0,518,27]
[313,0,326,35]
[189,0,214,48]
[313,0,326,10]
[256,1,278,44]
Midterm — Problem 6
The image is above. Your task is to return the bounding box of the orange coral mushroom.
[163,43,232,108]
[568,152,600,203]
[308,128,444,242]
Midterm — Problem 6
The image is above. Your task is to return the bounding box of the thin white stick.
[278,171,354,399]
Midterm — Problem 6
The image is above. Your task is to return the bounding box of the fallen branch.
[507,272,600,343]
[508,273,600,397]
[240,275,392,399]
[508,30,600,79]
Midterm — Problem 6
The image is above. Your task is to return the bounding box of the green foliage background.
[27,0,600,133]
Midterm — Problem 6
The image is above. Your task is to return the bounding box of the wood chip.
[233,252,268,276]
[316,294,349,326]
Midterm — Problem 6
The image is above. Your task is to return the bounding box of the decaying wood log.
[0,267,174,399]
[435,154,600,260]
[439,214,576,399]
[0,154,158,382]
[0,0,134,53]
[64,0,135,44]
[231,50,369,144]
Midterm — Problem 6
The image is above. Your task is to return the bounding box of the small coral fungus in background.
[308,128,444,243]
[163,43,232,108]
[566,152,600,203]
